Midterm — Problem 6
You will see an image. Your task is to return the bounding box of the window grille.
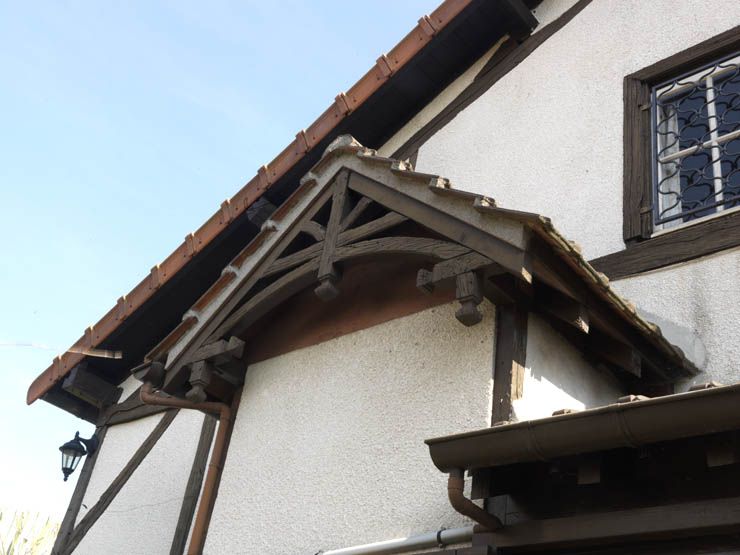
[653,52,740,228]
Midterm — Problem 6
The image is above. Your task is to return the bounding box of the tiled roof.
[27,0,475,405]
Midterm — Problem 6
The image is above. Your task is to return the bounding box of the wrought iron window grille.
[652,51,740,229]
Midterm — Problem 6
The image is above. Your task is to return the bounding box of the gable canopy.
[131,135,698,405]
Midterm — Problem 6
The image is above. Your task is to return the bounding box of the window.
[653,52,740,230]
[590,27,740,280]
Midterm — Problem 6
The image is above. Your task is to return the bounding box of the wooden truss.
[144,136,697,407]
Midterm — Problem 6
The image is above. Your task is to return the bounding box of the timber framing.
[60,409,179,555]
[611,25,740,278]
[143,135,697,408]
[491,304,528,424]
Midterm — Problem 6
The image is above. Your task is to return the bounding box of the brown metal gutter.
[139,382,238,555]
[447,469,502,531]
[426,383,740,472]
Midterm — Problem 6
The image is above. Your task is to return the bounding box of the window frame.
[593,25,740,280]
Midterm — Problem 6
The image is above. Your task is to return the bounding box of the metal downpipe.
[447,469,503,531]
[139,382,234,555]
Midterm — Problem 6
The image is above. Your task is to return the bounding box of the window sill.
[589,209,740,280]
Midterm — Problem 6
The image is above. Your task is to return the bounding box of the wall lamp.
[59,432,99,481]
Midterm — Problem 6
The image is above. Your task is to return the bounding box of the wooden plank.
[622,76,652,242]
[169,414,217,555]
[347,172,532,282]
[491,304,528,424]
[591,209,740,280]
[392,0,594,160]
[189,336,245,365]
[52,425,108,555]
[473,496,740,549]
[61,409,179,555]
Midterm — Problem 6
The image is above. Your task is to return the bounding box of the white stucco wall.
[514,314,623,421]
[73,410,207,555]
[205,301,495,555]
[612,248,740,387]
[414,0,740,260]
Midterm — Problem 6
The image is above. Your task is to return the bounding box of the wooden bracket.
[455,272,484,326]
[187,336,247,394]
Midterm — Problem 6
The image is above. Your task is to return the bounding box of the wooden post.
[491,304,528,424]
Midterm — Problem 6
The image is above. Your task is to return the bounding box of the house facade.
[30,1,740,554]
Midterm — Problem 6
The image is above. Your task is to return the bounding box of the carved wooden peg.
[186,360,213,403]
[416,268,435,294]
[455,271,483,326]
[314,270,341,301]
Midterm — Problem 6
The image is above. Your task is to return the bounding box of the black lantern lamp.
[59,432,99,481]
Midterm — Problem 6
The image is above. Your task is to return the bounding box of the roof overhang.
[28,0,540,415]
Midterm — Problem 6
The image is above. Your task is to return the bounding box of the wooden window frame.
[597,26,740,280]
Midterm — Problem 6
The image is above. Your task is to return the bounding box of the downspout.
[139,381,235,555]
[447,469,503,531]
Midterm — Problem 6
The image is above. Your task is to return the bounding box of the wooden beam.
[52,425,108,555]
[347,172,532,283]
[265,211,406,279]
[339,196,373,231]
[315,171,351,300]
[62,410,179,555]
[62,364,121,409]
[538,288,590,334]
[101,392,170,427]
[417,251,501,293]
[491,304,528,424]
[590,329,642,378]
[169,414,217,555]
[300,220,326,241]
[473,496,740,550]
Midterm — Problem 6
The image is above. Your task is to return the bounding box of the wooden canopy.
[133,135,698,404]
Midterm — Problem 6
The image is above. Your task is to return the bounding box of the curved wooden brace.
[209,236,469,340]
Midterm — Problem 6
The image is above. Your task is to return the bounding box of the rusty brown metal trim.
[27,0,475,406]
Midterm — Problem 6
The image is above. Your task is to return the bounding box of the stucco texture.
[205,301,495,555]
[74,410,206,555]
[514,314,623,421]
[415,0,740,260]
[613,249,740,387]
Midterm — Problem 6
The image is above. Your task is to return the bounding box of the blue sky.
[0,0,438,517]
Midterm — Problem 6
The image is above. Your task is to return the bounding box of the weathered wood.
[215,237,470,340]
[623,76,653,242]
[590,330,642,377]
[417,251,500,293]
[339,196,373,232]
[315,171,351,300]
[491,304,528,424]
[62,410,179,555]
[169,414,217,555]
[105,403,170,426]
[591,209,740,279]
[189,337,245,365]
[473,495,740,549]
[347,172,532,283]
[538,288,590,334]
[52,425,108,555]
[162,184,337,394]
[455,272,484,326]
[186,360,214,403]
[266,211,407,279]
[392,0,593,160]
[62,364,121,409]
[300,220,326,241]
